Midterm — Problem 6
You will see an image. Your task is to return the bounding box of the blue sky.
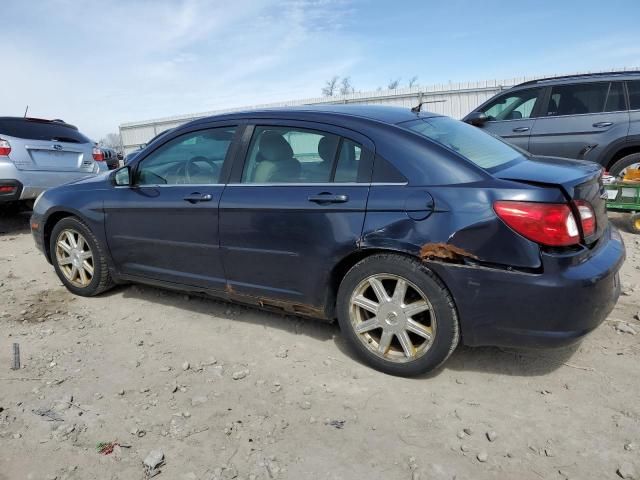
[3,0,640,139]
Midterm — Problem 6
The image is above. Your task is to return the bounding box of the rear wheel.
[610,153,640,181]
[337,253,459,377]
[630,213,640,234]
[50,217,114,296]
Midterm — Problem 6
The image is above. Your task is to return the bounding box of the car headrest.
[318,136,339,163]
[258,132,294,162]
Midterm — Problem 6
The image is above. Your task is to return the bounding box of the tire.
[336,253,459,377]
[629,213,640,235]
[0,202,21,215]
[50,216,114,296]
[609,153,640,179]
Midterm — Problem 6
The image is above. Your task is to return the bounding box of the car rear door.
[218,120,374,311]
[528,81,630,161]
[627,80,640,148]
[104,123,241,290]
[473,87,545,151]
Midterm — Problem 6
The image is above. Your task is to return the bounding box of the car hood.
[64,170,111,187]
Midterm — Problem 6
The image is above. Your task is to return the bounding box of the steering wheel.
[175,156,208,184]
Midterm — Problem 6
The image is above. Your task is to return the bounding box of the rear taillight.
[0,185,16,194]
[92,147,104,162]
[494,201,580,247]
[0,139,11,156]
[574,200,596,237]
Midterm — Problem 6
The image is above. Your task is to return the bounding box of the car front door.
[474,87,545,151]
[218,121,373,311]
[104,124,240,290]
[528,81,630,161]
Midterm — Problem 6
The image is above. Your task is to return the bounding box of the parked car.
[0,117,108,209]
[30,105,625,376]
[463,71,640,179]
[98,146,121,170]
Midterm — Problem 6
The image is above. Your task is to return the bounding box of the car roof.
[0,116,79,130]
[186,104,440,128]
[513,70,640,89]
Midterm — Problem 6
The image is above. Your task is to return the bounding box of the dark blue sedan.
[30,105,625,376]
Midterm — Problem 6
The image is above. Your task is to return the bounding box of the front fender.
[36,187,108,263]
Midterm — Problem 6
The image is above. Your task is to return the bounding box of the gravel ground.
[1,210,639,480]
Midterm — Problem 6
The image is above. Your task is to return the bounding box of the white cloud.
[0,0,359,140]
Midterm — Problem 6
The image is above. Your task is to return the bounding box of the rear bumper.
[431,225,625,348]
[0,159,99,201]
[0,179,23,203]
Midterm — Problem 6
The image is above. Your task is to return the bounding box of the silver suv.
[464,71,640,179]
[0,117,107,208]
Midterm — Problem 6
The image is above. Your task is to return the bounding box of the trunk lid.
[9,138,95,172]
[494,156,607,243]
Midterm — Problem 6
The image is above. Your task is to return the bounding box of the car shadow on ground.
[609,212,636,234]
[111,282,577,378]
[114,283,338,343]
[0,209,31,236]
[333,333,580,378]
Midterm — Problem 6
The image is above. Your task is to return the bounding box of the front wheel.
[50,217,114,296]
[336,254,459,377]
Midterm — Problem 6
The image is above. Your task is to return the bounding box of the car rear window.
[402,117,522,169]
[0,119,91,143]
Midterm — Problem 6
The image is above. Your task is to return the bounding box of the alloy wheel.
[616,162,640,181]
[55,229,94,288]
[349,274,436,363]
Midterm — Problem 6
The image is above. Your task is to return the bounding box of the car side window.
[242,127,341,183]
[137,127,236,185]
[604,82,626,112]
[334,139,362,182]
[481,88,541,121]
[628,80,640,110]
[545,82,610,116]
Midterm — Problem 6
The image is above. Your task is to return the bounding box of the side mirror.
[464,111,489,126]
[114,166,131,186]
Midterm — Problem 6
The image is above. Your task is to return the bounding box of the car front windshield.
[402,117,524,170]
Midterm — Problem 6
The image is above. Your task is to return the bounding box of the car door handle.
[593,122,613,128]
[512,127,530,132]
[183,193,212,204]
[308,193,349,204]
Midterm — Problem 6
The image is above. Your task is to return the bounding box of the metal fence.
[119,68,638,153]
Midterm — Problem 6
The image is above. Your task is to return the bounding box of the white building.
[119,69,635,153]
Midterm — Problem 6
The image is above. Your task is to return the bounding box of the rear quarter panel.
[361,181,565,270]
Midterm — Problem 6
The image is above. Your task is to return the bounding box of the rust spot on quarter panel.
[419,243,478,262]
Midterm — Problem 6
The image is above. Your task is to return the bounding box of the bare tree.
[339,76,354,95]
[408,76,418,88]
[322,76,340,96]
[387,78,401,90]
[99,133,122,151]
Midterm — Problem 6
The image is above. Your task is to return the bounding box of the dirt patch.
[12,288,76,323]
